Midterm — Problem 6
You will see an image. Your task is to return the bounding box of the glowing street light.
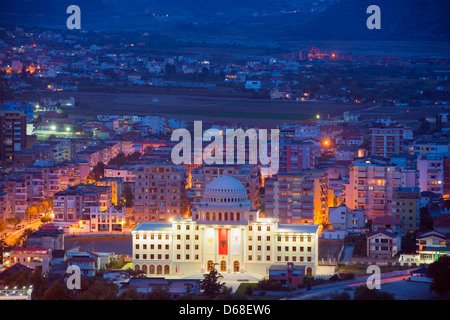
[50,125,56,131]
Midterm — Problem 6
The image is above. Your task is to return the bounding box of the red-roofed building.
[372,215,402,233]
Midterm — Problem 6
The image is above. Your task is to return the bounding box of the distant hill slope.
[1,0,448,42]
[289,0,450,41]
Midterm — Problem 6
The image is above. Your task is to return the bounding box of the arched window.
[142,264,148,274]
[206,212,210,220]
[157,265,163,275]
[164,265,170,274]
[306,267,312,277]
[236,212,240,221]
[220,260,226,272]
[230,212,234,221]
[149,265,155,274]
[224,212,228,221]
[212,212,216,220]
[134,264,140,271]
[234,261,240,272]
[218,212,222,221]
[207,260,214,272]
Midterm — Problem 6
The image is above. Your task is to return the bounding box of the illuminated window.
[164,265,170,274]
[233,261,240,272]
[207,260,214,271]
[157,265,162,274]
[220,260,226,272]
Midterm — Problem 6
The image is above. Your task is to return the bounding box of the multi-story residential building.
[414,137,450,157]
[75,141,121,168]
[392,187,420,234]
[344,156,402,220]
[133,160,187,223]
[264,169,329,228]
[0,187,12,220]
[132,176,319,279]
[53,183,112,222]
[96,177,124,207]
[0,111,27,166]
[24,160,63,203]
[0,177,27,218]
[369,125,404,158]
[417,153,448,195]
[104,165,136,182]
[278,139,319,172]
[444,156,450,200]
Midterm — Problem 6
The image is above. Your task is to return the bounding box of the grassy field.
[20,89,358,126]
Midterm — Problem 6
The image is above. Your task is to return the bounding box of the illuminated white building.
[132,176,319,279]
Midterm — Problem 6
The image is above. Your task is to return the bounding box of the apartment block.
[344,156,401,220]
[133,160,187,223]
[264,169,329,228]
[392,187,420,234]
[278,139,319,173]
[370,126,404,158]
[53,183,112,222]
[417,153,447,195]
[0,111,27,166]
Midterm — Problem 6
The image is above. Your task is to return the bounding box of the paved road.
[285,269,415,300]
[3,219,41,246]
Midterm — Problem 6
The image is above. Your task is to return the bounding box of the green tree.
[147,284,171,300]
[428,255,450,299]
[199,268,229,298]
[419,207,433,232]
[353,285,394,300]
[42,281,73,300]
[0,220,6,237]
[164,63,176,74]
[30,270,48,300]
[77,278,119,300]
[87,162,105,181]
[329,291,351,300]
[119,183,134,208]
[124,268,146,279]
[119,287,142,300]
[25,206,38,220]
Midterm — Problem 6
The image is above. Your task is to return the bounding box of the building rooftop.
[132,222,173,232]
[276,224,319,234]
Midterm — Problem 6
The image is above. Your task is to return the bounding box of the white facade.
[132,176,319,279]
[329,204,366,231]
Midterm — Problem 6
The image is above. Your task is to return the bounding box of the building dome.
[205,176,247,194]
[203,176,250,206]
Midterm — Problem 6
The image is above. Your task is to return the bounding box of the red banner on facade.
[218,228,228,255]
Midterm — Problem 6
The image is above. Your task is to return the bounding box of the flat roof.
[276,224,319,234]
[132,222,173,232]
